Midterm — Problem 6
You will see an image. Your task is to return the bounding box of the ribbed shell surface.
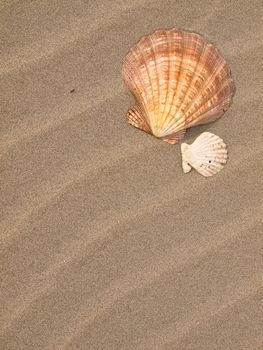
[181,132,228,176]
[122,29,235,144]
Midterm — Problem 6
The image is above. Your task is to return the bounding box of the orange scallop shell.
[122,29,235,144]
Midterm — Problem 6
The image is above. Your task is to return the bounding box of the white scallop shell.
[181,132,228,177]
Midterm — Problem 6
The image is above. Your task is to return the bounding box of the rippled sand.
[0,1,262,349]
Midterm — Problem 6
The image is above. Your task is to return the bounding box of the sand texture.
[1,0,263,349]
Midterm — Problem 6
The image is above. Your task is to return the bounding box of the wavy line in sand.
[0,0,154,75]
[0,86,124,153]
[1,212,262,342]
[0,136,149,246]
[1,180,262,340]
[57,222,263,349]
[134,276,263,350]
[3,0,257,77]
[1,138,261,248]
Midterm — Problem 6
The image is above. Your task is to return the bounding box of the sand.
[0,0,263,349]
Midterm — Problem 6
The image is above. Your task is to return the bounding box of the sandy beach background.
[1,0,262,349]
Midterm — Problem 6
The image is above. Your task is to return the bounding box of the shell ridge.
[170,40,209,133]
[131,45,155,128]
[122,57,151,125]
[159,30,184,134]
[186,94,232,129]
[162,34,215,135]
[127,105,151,133]
[137,37,161,115]
[192,132,223,148]
[159,29,176,132]
[171,51,225,133]
[148,33,161,132]
[169,34,206,131]
[161,31,193,134]
[160,30,171,124]
[195,145,227,155]
[152,31,167,132]
[182,57,228,123]
[137,36,158,131]
[184,76,234,126]
[161,33,210,135]
[162,30,184,134]
[168,58,231,133]
[194,139,223,150]
[124,45,155,125]
[161,128,186,144]
[159,29,173,132]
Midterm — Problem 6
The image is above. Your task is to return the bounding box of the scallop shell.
[181,132,228,177]
[122,29,235,144]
